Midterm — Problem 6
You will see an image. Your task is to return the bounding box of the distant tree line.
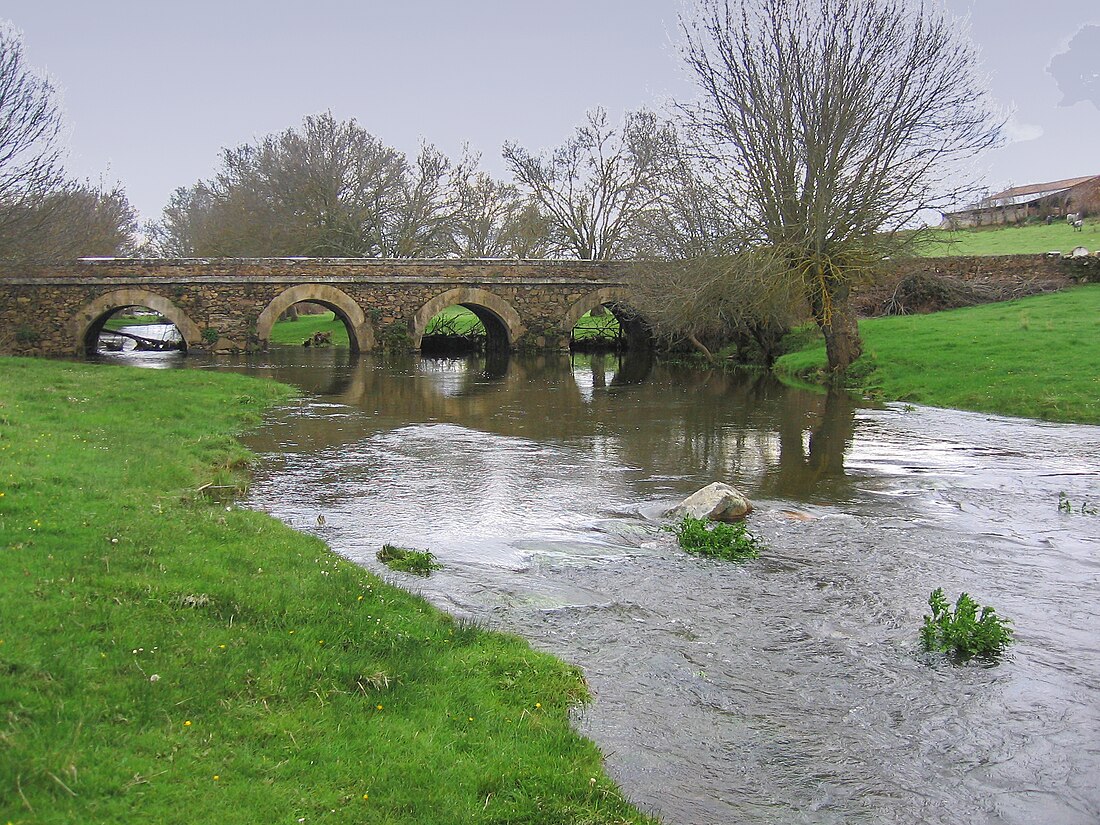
[0,0,1000,373]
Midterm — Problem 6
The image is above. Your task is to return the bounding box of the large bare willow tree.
[682,0,1001,372]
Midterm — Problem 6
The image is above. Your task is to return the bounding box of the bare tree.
[148,113,490,259]
[503,108,677,259]
[386,144,474,257]
[681,0,1001,372]
[633,250,804,366]
[446,171,520,258]
[0,23,65,251]
[496,198,556,259]
[627,131,742,260]
[0,179,138,260]
[148,113,418,257]
[144,183,217,257]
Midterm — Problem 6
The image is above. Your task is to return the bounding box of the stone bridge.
[0,257,649,357]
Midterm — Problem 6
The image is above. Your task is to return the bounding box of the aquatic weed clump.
[667,515,763,561]
[377,544,443,576]
[920,588,1013,663]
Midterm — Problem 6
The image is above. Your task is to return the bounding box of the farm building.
[941,174,1100,227]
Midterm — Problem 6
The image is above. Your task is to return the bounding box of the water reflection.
[214,348,1099,825]
[234,350,855,503]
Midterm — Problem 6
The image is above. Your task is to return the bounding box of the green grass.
[102,313,168,331]
[918,217,1100,256]
[268,310,351,347]
[571,310,621,342]
[0,357,654,825]
[424,306,484,336]
[775,284,1100,423]
[269,307,626,347]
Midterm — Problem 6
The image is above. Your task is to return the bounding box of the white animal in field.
[1073,220,1084,231]
[1067,212,1080,224]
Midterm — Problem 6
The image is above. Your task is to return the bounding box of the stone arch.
[411,287,524,352]
[72,289,202,356]
[256,284,373,353]
[562,287,652,350]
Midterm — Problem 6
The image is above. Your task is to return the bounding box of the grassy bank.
[0,358,653,824]
[269,308,620,347]
[775,284,1100,424]
[919,217,1099,256]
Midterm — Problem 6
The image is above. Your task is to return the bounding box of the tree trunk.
[810,276,863,375]
[820,300,862,374]
[687,332,716,364]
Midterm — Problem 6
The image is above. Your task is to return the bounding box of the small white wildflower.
[149,674,160,682]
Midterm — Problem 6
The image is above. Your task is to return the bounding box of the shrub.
[920,588,1013,662]
[15,326,41,345]
[667,515,763,561]
[377,544,442,576]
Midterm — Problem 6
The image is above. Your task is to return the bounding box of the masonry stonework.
[1,255,1094,357]
[0,258,636,357]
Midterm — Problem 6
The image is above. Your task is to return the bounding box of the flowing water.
[108,345,1100,824]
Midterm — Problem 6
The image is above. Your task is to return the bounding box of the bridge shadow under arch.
[412,288,523,353]
[257,284,374,353]
[563,287,652,351]
[73,289,202,356]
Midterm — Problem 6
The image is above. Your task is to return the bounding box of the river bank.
[0,357,653,825]
[775,283,1100,424]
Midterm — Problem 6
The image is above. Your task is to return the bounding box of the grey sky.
[4,0,1099,221]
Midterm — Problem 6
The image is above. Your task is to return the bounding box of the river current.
[107,344,1100,824]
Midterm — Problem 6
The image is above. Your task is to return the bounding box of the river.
[99,344,1100,824]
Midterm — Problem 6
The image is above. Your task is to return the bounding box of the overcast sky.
[4,0,1099,222]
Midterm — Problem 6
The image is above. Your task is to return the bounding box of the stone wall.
[854,253,1097,316]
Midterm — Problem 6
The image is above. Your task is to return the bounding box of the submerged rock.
[666,482,753,522]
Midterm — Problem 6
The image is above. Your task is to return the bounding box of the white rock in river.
[666,482,753,522]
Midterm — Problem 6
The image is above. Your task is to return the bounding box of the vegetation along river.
[105,343,1100,824]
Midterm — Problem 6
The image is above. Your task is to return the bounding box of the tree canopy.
[680,0,1002,371]
[148,113,547,259]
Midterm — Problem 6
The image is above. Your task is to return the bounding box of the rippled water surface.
[217,348,1099,824]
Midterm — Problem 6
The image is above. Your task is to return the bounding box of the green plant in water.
[1058,492,1097,515]
[377,543,442,576]
[667,515,763,561]
[920,588,1013,662]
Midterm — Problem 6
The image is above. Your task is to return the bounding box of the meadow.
[0,358,653,824]
[776,284,1100,424]
[918,217,1099,256]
